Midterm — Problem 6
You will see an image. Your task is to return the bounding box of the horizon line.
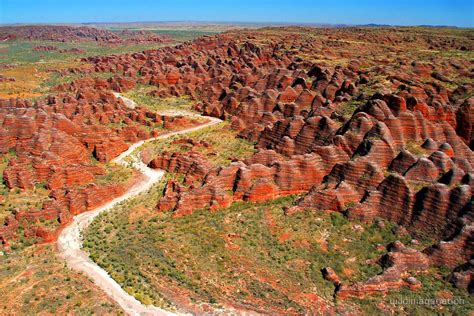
[0,20,471,29]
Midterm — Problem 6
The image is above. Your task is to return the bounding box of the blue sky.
[1,0,473,27]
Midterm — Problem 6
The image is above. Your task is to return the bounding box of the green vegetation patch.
[105,27,219,43]
[95,163,134,186]
[405,140,427,157]
[336,100,364,120]
[149,29,219,42]
[0,40,168,65]
[141,121,256,167]
[42,71,115,91]
[122,85,196,112]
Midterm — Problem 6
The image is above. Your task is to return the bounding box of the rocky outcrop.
[336,241,430,299]
[154,147,350,216]
[0,25,169,43]
[89,31,472,297]
[456,98,474,149]
[0,89,202,247]
[149,151,212,184]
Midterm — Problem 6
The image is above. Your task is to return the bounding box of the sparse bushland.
[140,121,256,167]
[0,60,81,99]
[0,244,122,314]
[42,71,116,91]
[85,177,458,313]
[123,84,196,113]
[96,163,134,186]
[142,29,219,42]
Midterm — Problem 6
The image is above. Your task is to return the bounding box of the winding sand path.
[57,95,222,315]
